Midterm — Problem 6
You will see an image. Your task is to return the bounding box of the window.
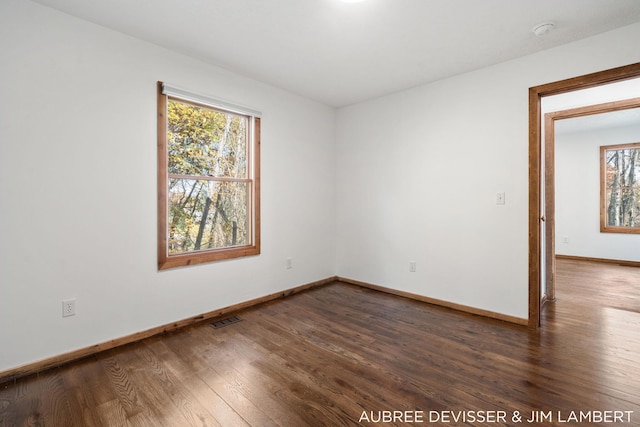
[600,142,640,234]
[157,82,260,269]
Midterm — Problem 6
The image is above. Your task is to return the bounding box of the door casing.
[528,62,640,328]
[542,97,640,303]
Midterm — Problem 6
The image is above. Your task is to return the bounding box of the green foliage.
[167,100,247,177]
[166,100,250,254]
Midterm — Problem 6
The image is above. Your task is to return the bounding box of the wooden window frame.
[600,141,640,234]
[157,82,260,270]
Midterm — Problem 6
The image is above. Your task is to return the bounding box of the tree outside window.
[601,142,640,234]
[158,82,260,269]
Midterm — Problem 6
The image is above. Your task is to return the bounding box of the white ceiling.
[32,0,640,107]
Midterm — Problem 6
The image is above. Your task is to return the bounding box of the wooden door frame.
[528,62,640,328]
[543,96,640,303]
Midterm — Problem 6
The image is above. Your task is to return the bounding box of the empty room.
[1,0,640,426]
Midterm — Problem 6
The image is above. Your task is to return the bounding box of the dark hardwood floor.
[1,258,639,426]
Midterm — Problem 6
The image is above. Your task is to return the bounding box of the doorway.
[543,97,640,302]
[528,62,640,328]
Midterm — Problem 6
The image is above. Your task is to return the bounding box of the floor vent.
[211,316,242,329]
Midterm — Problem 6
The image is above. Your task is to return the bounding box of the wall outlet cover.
[62,298,76,317]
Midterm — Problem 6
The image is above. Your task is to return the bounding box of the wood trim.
[159,245,261,270]
[546,100,640,238]
[528,62,640,329]
[0,276,337,385]
[531,62,640,97]
[544,112,556,303]
[547,97,640,121]
[253,117,261,255]
[157,81,169,269]
[556,254,640,268]
[338,277,528,326]
[600,140,640,234]
[529,87,542,328]
[600,144,606,233]
[157,83,261,270]
[543,98,640,300]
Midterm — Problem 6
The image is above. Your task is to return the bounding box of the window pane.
[605,187,640,227]
[167,100,247,178]
[168,179,249,254]
[604,146,640,229]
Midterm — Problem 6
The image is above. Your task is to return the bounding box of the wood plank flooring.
[1,258,639,426]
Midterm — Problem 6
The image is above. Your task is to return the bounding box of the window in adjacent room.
[157,82,261,269]
[600,142,640,234]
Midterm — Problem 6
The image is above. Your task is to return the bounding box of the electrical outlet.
[409,262,417,272]
[62,298,76,317]
[563,236,569,243]
[286,258,293,270]
[496,192,506,205]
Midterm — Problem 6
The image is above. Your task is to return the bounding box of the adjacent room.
[1,0,639,425]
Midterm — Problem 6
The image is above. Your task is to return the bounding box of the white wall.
[0,0,336,372]
[555,124,640,261]
[2,0,640,374]
[335,22,640,320]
